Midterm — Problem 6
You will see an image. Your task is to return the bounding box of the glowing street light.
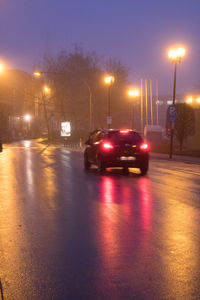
[43,86,50,94]
[168,47,186,61]
[33,71,42,77]
[104,75,115,128]
[168,46,186,159]
[0,62,4,73]
[186,96,200,105]
[24,114,32,122]
[104,75,115,85]
[186,97,193,104]
[128,89,140,98]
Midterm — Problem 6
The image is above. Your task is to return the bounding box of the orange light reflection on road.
[25,148,34,196]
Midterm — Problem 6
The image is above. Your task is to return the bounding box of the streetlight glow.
[34,71,41,77]
[24,114,32,122]
[176,47,186,57]
[168,47,186,61]
[43,86,50,94]
[186,97,193,104]
[128,89,140,98]
[196,98,200,104]
[0,62,4,73]
[104,75,115,85]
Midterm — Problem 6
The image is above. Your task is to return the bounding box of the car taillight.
[102,141,114,150]
[140,143,149,150]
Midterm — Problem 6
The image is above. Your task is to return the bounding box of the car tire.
[84,154,91,170]
[97,156,106,173]
[140,161,149,175]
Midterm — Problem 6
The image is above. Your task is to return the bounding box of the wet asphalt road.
[0,140,200,300]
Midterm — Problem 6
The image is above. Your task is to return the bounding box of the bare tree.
[174,103,195,151]
[37,48,130,139]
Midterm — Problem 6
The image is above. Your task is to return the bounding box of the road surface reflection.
[0,142,199,299]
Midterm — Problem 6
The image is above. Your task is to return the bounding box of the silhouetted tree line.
[37,47,131,139]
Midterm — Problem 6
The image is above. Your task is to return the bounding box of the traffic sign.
[168,105,176,123]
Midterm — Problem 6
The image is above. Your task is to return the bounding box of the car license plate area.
[120,156,136,161]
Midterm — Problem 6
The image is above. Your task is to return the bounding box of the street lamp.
[127,88,140,129]
[186,97,193,104]
[24,114,32,137]
[43,86,50,94]
[42,85,51,141]
[33,71,42,77]
[168,46,185,159]
[24,114,32,122]
[83,81,93,131]
[104,75,115,128]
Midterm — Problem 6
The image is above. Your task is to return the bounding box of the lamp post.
[42,85,51,142]
[23,114,32,137]
[34,70,67,121]
[104,75,115,129]
[168,47,185,159]
[83,81,92,131]
[128,89,140,129]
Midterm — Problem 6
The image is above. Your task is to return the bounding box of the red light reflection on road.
[100,176,115,204]
[97,175,153,283]
[139,177,152,232]
[98,176,119,271]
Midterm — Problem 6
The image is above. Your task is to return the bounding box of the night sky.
[0,0,199,95]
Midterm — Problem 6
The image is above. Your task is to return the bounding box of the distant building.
[0,69,38,140]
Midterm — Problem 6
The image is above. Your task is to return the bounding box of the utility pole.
[150,79,153,125]
[140,79,143,136]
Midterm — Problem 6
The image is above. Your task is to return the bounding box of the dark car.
[84,129,149,175]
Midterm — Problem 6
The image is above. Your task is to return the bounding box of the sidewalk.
[150,152,200,165]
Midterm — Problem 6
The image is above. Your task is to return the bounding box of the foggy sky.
[0,0,199,95]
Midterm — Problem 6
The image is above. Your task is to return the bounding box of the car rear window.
[106,131,143,144]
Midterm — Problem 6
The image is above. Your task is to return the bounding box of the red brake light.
[102,141,114,150]
[120,129,129,134]
[140,143,149,150]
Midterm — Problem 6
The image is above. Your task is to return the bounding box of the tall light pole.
[104,75,115,129]
[42,85,51,142]
[140,79,144,136]
[83,81,92,131]
[23,114,32,137]
[128,88,140,129]
[168,47,185,159]
[34,70,67,121]
[156,79,159,125]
